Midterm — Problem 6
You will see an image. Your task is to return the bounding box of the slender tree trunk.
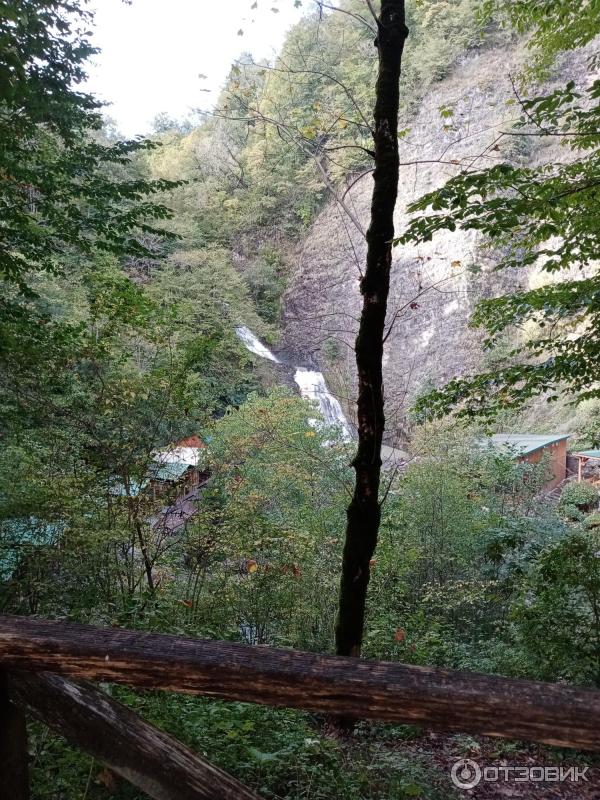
[0,671,29,800]
[336,0,408,657]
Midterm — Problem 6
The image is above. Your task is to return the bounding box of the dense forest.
[2,1,600,798]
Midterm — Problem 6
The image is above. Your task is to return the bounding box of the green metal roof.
[110,458,193,496]
[484,433,570,457]
[573,450,600,459]
[148,461,190,482]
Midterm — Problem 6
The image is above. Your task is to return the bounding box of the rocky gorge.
[282,35,598,446]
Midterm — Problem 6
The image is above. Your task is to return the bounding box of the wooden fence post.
[0,670,29,800]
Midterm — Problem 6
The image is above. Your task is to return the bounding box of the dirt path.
[400,733,600,799]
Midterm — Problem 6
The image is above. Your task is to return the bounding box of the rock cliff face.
[282,38,596,444]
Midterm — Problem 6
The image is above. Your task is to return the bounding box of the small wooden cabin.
[150,435,208,495]
[485,434,570,493]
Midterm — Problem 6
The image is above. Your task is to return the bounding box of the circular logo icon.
[451,758,482,789]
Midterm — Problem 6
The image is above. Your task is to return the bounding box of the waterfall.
[293,368,352,442]
[235,326,353,441]
[235,325,280,363]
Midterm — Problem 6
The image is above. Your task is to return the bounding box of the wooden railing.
[2,614,600,799]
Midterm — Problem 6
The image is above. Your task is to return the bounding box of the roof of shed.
[573,449,600,459]
[485,433,570,457]
[154,446,203,467]
[148,461,190,482]
[0,518,62,580]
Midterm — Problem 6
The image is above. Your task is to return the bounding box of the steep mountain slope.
[282,38,597,443]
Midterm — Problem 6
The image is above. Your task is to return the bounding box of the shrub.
[562,503,585,522]
[512,530,600,685]
[585,513,600,529]
[559,482,598,512]
[30,696,457,800]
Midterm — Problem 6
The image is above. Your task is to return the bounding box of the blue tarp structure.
[0,517,62,580]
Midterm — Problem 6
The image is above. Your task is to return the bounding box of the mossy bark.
[336,1,408,658]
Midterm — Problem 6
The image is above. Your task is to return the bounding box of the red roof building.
[174,435,205,449]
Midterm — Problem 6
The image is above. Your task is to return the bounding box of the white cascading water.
[293,368,352,441]
[235,326,353,441]
[235,325,280,363]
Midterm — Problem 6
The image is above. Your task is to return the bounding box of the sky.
[83,0,306,137]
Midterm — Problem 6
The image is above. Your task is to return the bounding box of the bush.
[562,503,585,522]
[31,696,457,800]
[512,530,600,686]
[559,482,598,512]
[585,513,600,529]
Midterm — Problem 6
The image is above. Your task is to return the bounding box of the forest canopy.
[2,1,600,799]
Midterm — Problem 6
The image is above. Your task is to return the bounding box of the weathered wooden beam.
[9,671,260,800]
[0,670,29,800]
[2,614,600,751]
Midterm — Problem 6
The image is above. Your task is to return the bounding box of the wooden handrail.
[2,614,600,750]
[9,671,261,800]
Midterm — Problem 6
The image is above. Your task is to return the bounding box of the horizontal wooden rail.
[9,671,260,800]
[2,615,600,751]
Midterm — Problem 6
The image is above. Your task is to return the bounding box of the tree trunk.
[0,671,29,800]
[336,1,408,657]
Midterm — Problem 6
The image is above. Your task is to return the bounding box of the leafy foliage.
[480,0,600,71]
[5,2,600,798]
[562,503,586,523]
[363,427,563,671]
[0,0,260,622]
[30,696,455,800]
[513,529,600,685]
[140,0,483,325]
[0,0,181,290]
[559,481,599,512]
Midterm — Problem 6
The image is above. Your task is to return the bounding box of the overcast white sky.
[84,0,306,136]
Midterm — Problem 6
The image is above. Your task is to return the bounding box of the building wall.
[518,439,568,492]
